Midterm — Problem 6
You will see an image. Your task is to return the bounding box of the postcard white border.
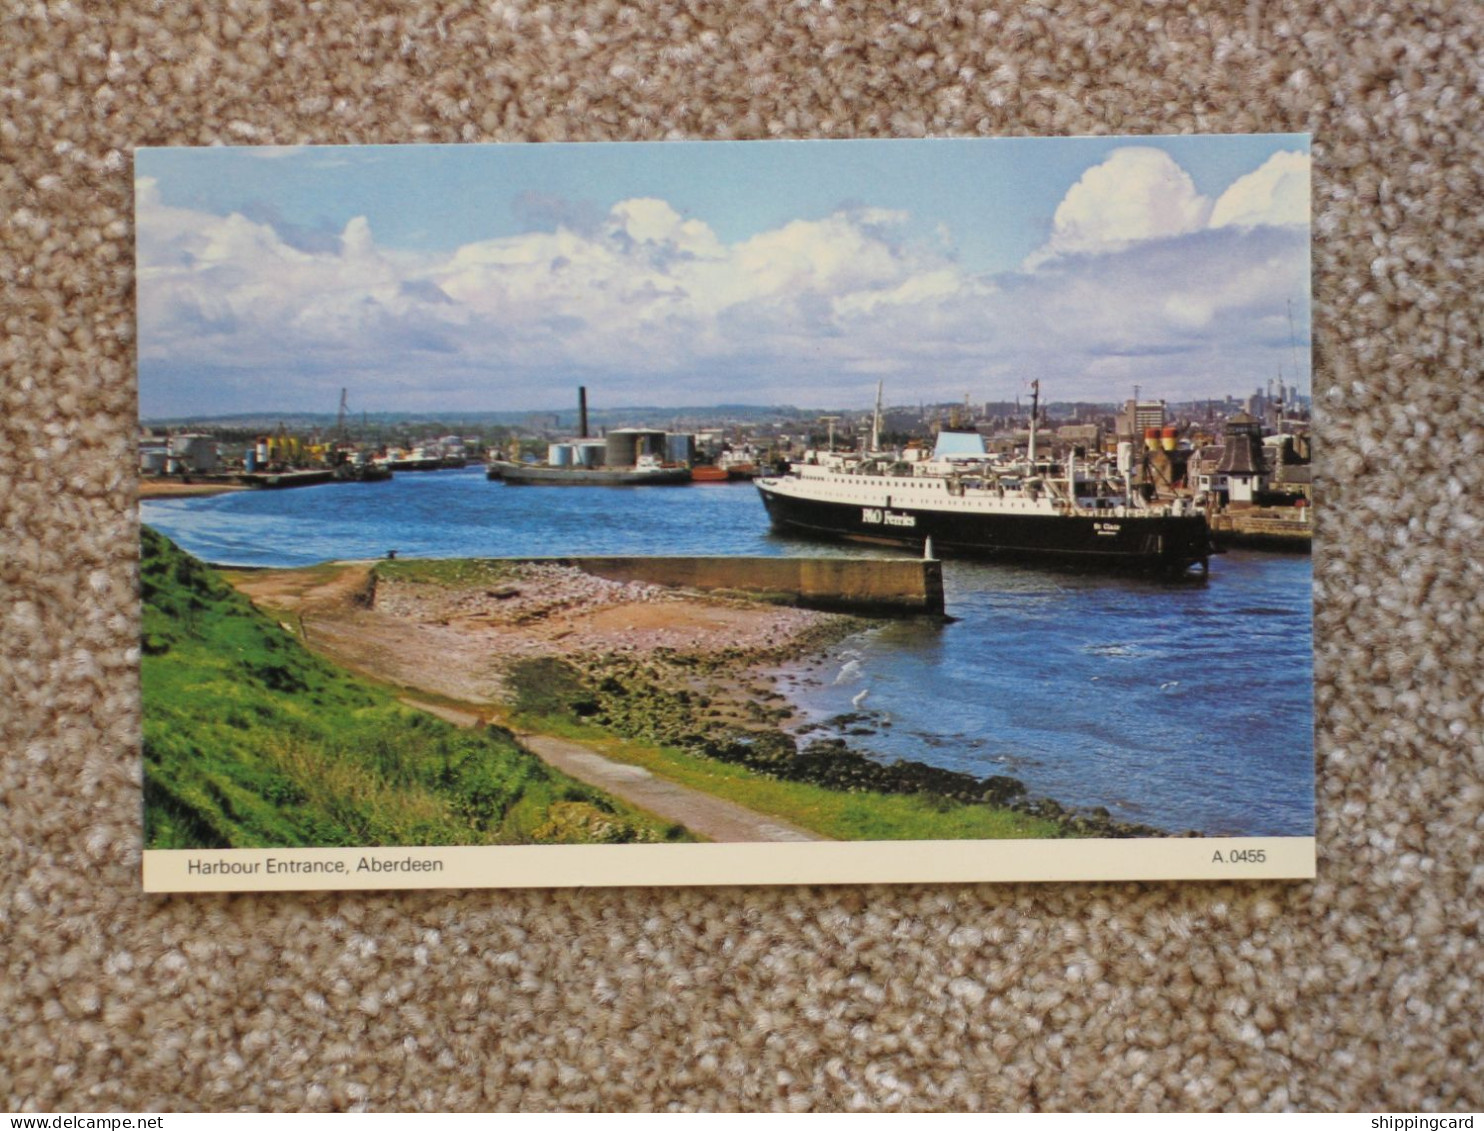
[144,837,1315,893]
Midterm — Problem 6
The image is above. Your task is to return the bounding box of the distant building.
[1212,412,1266,505]
[1115,399,1166,440]
[1057,423,1102,451]
[1267,434,1314,501]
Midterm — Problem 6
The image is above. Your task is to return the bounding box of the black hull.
[756,482,1210,575]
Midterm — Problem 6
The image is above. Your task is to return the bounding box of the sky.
[135,135,1311,419]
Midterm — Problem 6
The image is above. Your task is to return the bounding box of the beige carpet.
[3,0,1480,1112]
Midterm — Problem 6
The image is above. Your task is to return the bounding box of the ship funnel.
[1161,425,1178,452]
[1143,426,1160,452]
[578,386,589,439]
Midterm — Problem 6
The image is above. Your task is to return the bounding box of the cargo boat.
[755,388,1210,575]
[489,452,691,487]
[236,468,338,490]
[375,447,444,472]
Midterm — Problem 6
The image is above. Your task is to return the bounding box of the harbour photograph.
[134,136,1316,888]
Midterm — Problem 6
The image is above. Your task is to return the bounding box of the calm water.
[143,468,1314,835]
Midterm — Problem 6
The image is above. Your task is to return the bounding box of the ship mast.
[871,380,883,452]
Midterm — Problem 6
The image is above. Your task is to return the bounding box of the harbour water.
[142,468,1314,836]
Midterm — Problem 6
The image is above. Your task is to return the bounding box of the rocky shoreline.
[553,634,1177,841]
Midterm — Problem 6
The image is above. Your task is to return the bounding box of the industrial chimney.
[578,386,588,439]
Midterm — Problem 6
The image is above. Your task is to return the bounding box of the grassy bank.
[506,658,1071,842]
[141,529,686,848]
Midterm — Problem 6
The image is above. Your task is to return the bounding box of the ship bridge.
[932,431,987,460]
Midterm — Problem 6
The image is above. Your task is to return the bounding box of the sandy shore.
[230,559,859,722]
[372,561,862,721]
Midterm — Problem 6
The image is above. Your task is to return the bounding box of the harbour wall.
[548,556,945,616]
[1210,510,1312,552]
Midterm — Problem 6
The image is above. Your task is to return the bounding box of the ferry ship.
[755,391,1211,576]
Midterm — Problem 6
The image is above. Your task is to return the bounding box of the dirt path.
[229,563,514,704]
[228,560,376,610]
[398,698,822,843]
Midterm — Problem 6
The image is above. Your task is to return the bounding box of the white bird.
[833,659,863,685]
[851,688,870,709]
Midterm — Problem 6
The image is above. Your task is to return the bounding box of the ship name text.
[862,508,917,528]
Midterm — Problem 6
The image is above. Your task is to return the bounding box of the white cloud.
[1209,150,1310,229]
[341,216,376,259]
[135,168,1309,417]
[1025,148,1211,268]
[136,187,979,412]
[1026,147,1311,269]
[607,198,725,259]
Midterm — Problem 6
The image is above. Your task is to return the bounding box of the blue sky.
[135,135,1310,417]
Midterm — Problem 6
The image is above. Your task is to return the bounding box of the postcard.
[135,136,1316,891]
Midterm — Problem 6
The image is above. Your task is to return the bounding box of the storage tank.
[140,448,168,474]
[605,432,636,468]
[168,434,219,473]
[546,443,574,467]
[665,433,694,465]
[576,441,607,468]
[194,436,220,472]
[605,428,666,466]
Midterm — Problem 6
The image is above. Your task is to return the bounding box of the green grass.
[370,557,523,588]
[140,528,686,849]
[508,712,1069,843]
